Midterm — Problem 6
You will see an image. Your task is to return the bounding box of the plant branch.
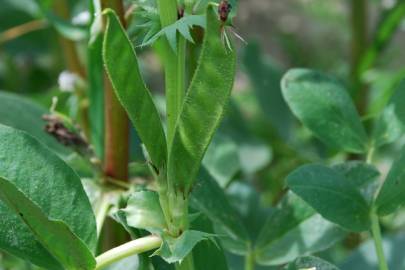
[245,251,255,270]
[156,0,180,144]
[100,0,130,181]
[0,19,47,46]
[95,235,162,270]
[371,210,389,270]
[54,0,86,78]
[350,0,368,115]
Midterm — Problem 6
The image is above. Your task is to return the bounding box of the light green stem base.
[371,211,389,270]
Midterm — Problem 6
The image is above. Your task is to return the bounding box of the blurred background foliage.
[1,0,405,269]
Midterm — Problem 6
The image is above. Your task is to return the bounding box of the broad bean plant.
[1,1,405,270]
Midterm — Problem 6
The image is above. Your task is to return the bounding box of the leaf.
[192,215,229,270]
[87,1,105,159]
[168,7,236,192]
[287,164,371,232]
[285,256,340,270]
[332,161,380,188]
[35,0,87,41]
[103,9,167,170]
[373,79,405,147]
[281,69,368,153]
[226,182,271,242]
[375,146,405,216]
[255,192,345,266]
[242,42,293,138]
[332,161,380,203]
[155,230,216,264]
[141,15,206,50]
[0,176,96,270]
[190,170,250,255]
[0,91,70,156]
[0,125,97,269]
[202,133,240,187]
[123,190,167,234]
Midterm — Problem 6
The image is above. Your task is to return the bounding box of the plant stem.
[54,0,86,78]
[245,246,255,270]
[350,0,368,115]
[0,19,47,45]
[371,210,389,270]
[156,0,180,144]
[100,0,129,181]
[366,145,375,164]
[95,235,162,270]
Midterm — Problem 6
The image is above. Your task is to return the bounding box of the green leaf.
[332,161,380,203]
[332,161,380,188]
[285,256,340,270]
[255,192,345,265]
[287,164,370,232]
[375,146,405,216]
[0,91,69,156]
[168,7,236,192]
[34,0,87,41]
[155,230,215,264]
[281,69,368,153]
[192,215,229,270]
[0,125,97,269]
[226,182,270,243]
[123,190,167,234]
[242,42,292,138]
[202,133,240,187]
[190,170,250,255]
[87,3,105,159]
[141,15,206,50]
[0,176,95,270]
[103,9,167,170]
[373,79,405,147]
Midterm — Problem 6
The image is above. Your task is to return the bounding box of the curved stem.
[95,235,162,270]
[371,210,389,270]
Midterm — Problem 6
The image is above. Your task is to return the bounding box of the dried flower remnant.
[218,0,232,22]
[43,114,87,148]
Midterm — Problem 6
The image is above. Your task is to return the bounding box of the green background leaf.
[282,69,368,153]
[287,164,371,232]
[0,91,69,156]
[285,256,340,270]
[375,146,405,216]
[255,193,345,265]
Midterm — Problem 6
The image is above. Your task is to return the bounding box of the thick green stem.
[95,235,162,270]
[100,0,129,181]
[371,210,389,270]
[156,0,181,144]
[245,244,255,270]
